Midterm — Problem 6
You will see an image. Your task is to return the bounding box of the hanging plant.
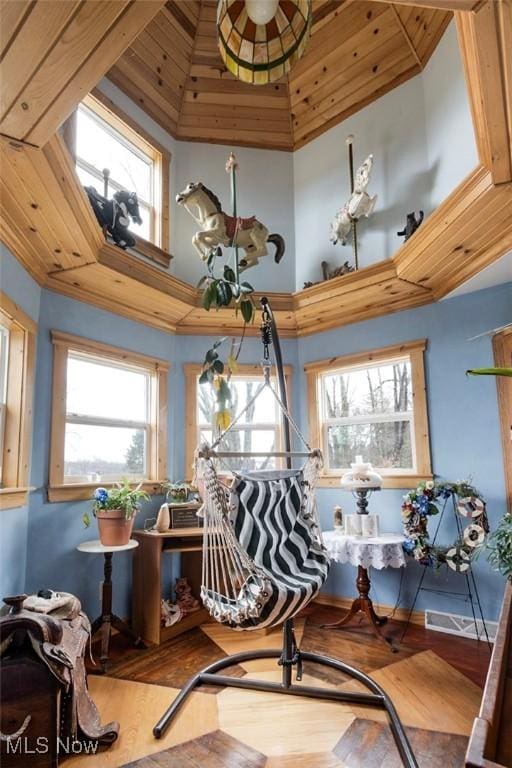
[198,260,255,322]
[199,336,244,430]
[401,479,489,569]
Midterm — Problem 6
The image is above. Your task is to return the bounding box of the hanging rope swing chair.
[154,298,418,768]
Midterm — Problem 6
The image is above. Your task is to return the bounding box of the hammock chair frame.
[154,297,418,768]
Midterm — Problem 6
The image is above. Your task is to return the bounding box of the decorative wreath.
[401,480,489,570]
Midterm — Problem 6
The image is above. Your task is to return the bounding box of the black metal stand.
[153,298,418,767]
[400,495,491,650]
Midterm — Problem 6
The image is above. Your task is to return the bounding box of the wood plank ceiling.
[108,0,452,151]
[0,0,510,340]
[0,0,165,148]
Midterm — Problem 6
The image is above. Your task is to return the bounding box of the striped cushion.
[222,468,330,630]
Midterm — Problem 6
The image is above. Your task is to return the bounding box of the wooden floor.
[71,605,492,768]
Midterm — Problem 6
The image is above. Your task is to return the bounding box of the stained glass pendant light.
[217,0,312,85]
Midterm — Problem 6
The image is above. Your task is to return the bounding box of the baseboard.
[313,593,425,627]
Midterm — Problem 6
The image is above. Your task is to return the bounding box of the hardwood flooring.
[75,605,492,768]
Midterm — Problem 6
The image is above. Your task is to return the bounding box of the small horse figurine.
[330,154,377,246]
[397,210,424,242]
[84,187,142,249]
[176,182,285,269]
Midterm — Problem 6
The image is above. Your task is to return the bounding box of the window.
[49,331,169,502]
[75,93,170,250]
[0,293,37,509]
[184,363,292,477]
[0,324,8,483]
[305,340,431,488]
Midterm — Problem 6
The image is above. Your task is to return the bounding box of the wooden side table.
[132,527,208,645]
[77,538,143,672]
[321,530,406,651]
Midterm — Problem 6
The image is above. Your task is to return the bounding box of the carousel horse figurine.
[330,154,378,246]
[84,187,143,249]
[176,182,285,269]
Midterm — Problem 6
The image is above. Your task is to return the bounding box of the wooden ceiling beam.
[0,0,165,148]
[390,4,423,68]
[370,0,477,10]
[456,0,512,184]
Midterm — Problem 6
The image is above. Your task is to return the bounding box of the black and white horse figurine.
[85,187,142,249]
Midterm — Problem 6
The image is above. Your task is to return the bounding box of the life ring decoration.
[401,480,489,569]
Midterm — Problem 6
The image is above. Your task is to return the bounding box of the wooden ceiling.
[0,0,510,340]
[0,0,164,148]
[108,0,452,151]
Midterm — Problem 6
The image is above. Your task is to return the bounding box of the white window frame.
[184,363,292,481]
[75,93,170,251]
[64,351,152,484]
[319,355,417,476]
[49,331,169,502]
[0,324,10,486]
[0,293,37,510]
[305,340,432,489]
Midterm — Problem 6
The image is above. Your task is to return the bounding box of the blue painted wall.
[2,240,511,624]
[25,290,176,617]
[298,282,512,621]
[0,245,41,600]
[24,290,298,617]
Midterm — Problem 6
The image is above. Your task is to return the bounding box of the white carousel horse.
[176,182,285,269]
[330,154,378,246]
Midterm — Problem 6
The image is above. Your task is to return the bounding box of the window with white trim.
[184,364,291,476]
[320,358,414,472]
[0,294,37,509]
[0,324,9,485]
[49,332,168,501]
[305,341,432,488]
[75,97,164,246]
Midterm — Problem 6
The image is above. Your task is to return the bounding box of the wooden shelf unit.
[132,526,207,645]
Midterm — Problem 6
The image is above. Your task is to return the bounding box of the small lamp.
[340,455,382,515]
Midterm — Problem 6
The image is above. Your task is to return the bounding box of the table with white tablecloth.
[321,529,406,650]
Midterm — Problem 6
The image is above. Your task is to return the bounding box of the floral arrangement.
[83,479,149,527]
[401,479,489,569]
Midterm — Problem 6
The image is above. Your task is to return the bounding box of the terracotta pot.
[96,508,134,547]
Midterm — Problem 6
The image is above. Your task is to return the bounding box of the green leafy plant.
[161,480,191,503]
[486,513,512,579]
[198,336,244,431]
[198,259,255,322]
[83,479,149,527]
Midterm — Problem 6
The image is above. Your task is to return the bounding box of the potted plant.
[487,512,512,580]
[161,481,190,504]
[84,479,149,547]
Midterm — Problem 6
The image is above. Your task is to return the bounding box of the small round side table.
[77,539,143,672]
[322,530,406,651]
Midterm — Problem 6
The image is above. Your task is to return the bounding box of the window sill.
[0,487,35,510]
[132,237,172,268]
[47,481,165,503]
[317,474,433,490]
